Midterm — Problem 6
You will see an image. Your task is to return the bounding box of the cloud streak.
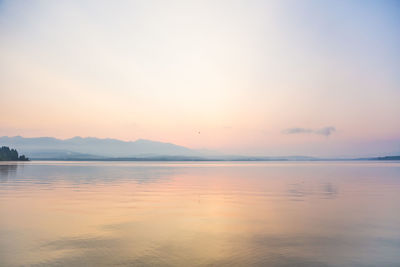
[283,127,336,136]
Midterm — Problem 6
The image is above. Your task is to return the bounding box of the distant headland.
[0,146,29,161]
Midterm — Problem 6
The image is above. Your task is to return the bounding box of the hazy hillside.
[2,136,398,161]
[0,136,199,158]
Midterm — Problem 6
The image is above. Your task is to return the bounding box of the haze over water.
[1,161,399,266]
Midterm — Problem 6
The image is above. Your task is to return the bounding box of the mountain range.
[1,136,399,161]
[0,136,318,160]
[0,136,199,159]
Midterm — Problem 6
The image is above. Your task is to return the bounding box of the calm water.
[1,161,400,266]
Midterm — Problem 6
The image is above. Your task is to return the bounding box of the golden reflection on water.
[1,161,400,266]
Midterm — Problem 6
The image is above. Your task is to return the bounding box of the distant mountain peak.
[68,136,84,140]
[0,135,198,158]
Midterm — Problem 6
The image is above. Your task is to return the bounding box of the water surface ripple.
[1,161,400,266]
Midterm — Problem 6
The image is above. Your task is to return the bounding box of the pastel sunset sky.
[1,0,399,157]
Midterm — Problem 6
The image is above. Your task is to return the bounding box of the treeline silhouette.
[0,146,29,161]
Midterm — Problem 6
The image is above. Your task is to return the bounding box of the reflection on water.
[0,165,18,182]
[0,161,400,266]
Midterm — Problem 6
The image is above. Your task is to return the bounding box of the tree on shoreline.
[0,146,29,161]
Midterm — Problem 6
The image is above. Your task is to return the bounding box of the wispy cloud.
[282,127,336,136]
[314,127,336,136]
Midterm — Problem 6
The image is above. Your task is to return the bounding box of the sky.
[1,0,399,157]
